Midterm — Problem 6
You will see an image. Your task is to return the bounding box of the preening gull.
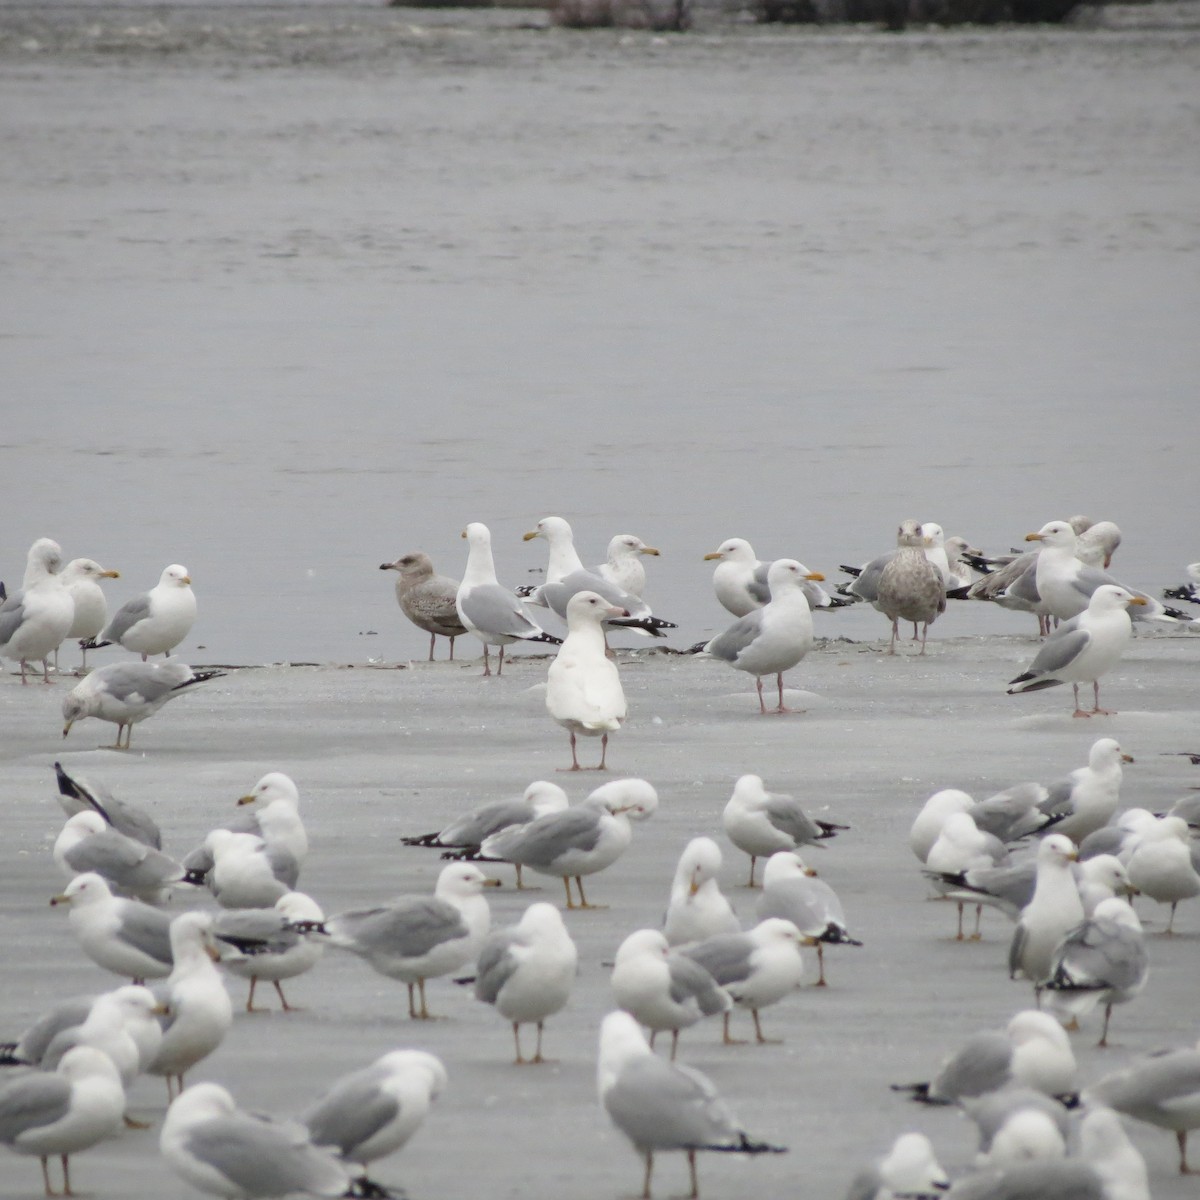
[0,1045,125,1198]
[471,901,578,1064]
[702,560,822,714]
[722,773,848,888]
[595,534,660,598]
[1043,897,1148,1045]
[1086,1037,1200,1174]
[980,1105,1066,1167]
[213,890,326,1012]
[843,1132,949,1200]
[876,519,946,655]
[610,929,731,1060]
[1035,738,1132,843]
[61,660,224,749]
[757,851,861,986]
[524,517,676,638]
[59,558,120,671]
[53,812,185,902]
[1125,815,1200,933]
[479,779,658,909]
[54,761,162,849]
[324,862,498,1019]
[379,551,467,661]
[1009,835,1084,993]
[1006,585,1145,717]
[456,522,561,676]
[662,837,740,947]
[909,789,975,864]
[50,871,173,982]
[597,1010,786,1200]
[84,563,196,660]
[161,1082,351,1199]
[0,538,74,684]
[546,591,629,771]
[678,918,810,1045]
[303,1049,446,1187]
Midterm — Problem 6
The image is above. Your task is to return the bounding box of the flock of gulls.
[1,516,1199,1200]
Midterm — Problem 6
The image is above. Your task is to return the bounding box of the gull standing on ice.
[1009,835,1084,994]
[597,1010,786,1200]
[471,902,578,1064]
[480,779,658,909]
[843,1132,949,1200]
[84,563,197,660]
[1125,815,1200,933]
[455,522,560,676]
[876,519,946,655]
[1007,584,1145,717]
[379,551,467,661]
[546,591,629,771]
[54,762,162,849]
[59,558,120,671]
[0,538,74,684]
[703,560,823,714]
[53,812,184,902]
[705,538,845,617]
[1035,738,1132,843]
[663,837,740,947]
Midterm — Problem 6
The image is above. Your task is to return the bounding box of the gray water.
[3,3,1197,666]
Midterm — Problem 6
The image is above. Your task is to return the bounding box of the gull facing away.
[722,773,848,888]
[83,563,197,660]
[1007,584,1145,717]
[59,558,120,671]
[324,862,498,1019]
[61,660,224,750]
[379,551,467,661]
[54,761,162,849]
[546,590,629,771]
[161,1082,352,1200]
[843,1132,949,1200]
[455,522,561,676]
[0,1045,125,1199]
[662,837,740,947]
[1125,814,1200,933]
[0,538,74,684]
[702,559,823,714]
[610,929,731,1061]
[303,1049,446,1192]
[479,779,658,909]
[876,518,946,655]
[471,901,578,1065]
[597,1011,786,1200]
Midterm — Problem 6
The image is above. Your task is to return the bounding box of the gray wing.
[93,663,181,704]
[1021,627,1091,678]
[539,570,648,620]
[214,910,298,955]
[486,808,602,867]
[970,783,1050,841]
[762,795,821,844]
[0,1074,72,1140]
[604,1055,738,1151]
[10,995,97,1064]
[264,844,300,889]
[459,583,543,639]
[704,610,766,663]
[65,832,182,890]
[1049,915,1146,993]
[101,594,152,643]
[1088,1047,1200,1120]
[746,564,773,606]
[932,1031,1013,1101]
[954,861,1037,918]
[945,1161,1103,1200]
[116,902,175,965]
[666,955,729,1017]
[1076,826,1127,860]
[847,552,895,604]
[679,934,754,989]
[305,1067,400,1157]
[54,764,163,850]
[0,591,28,647]
[329,900,467,960]
[962,1086,1070,1151]
[440,799,529,847]
[473,931,521,1005]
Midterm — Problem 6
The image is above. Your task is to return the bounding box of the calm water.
[3,4,1196,663]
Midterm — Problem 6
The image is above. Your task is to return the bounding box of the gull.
[53,812,184,902]
[146,912,234,1100]
[1163,561,1200,606]
[303,1050,446,1192]
[595,534,661,598]
[161,1082,351,1199]
[324,862,498,1019]
[197,830,296,910]
[1007,585,1145,717]
[59,558,120,671]
[379,551,467,661]
[547,591,629,771]
[702,560,823,714]
[1125,814,1200,933]
[1087,1037,1200,1174]
[705,538,847,617]
[401,780,569,889]
[959,1086,1070,1161]
[968,782,1058,843]
[967,548,1051,636]
[0,1045,125,1198]
[471,902,578,1064]
[54,761,162,849]
[1043,897,1148,1045]
[479,779,658,909]
[678,918,811,1045]
[83,563,197,660]
[1,996,98,1072]
[212,891,326,1013]
[844,1132,949,1200]
[597,1010,786,1200]
[456,522,561,676]
[1078,808,1157,864]
[50,872,174,982]
[662,837,740,947]
[909,789,975,864]
[876,519,946,654]
[61,660,225,749]
[524,517,676,638]
[924,811,1010,939]
[891,1010,1077,1106]
[610,929,731,1061]
[756,851,861,986]
[979,1106,1066,1167]
[722,773,848,888]
[1009,835,1084,994]
[0,538,74,684]
[1035,738,1133,842]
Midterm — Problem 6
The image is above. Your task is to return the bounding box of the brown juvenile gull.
[379,550,467,661]
[876,518,945,655]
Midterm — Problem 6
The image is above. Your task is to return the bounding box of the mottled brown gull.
[379,550,467,661]
[876,518,945,655]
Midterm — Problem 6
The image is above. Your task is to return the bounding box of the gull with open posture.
[0,538,74,684]
[379,550,467,661]
[84,563,197,660]
[546,590,629,771]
